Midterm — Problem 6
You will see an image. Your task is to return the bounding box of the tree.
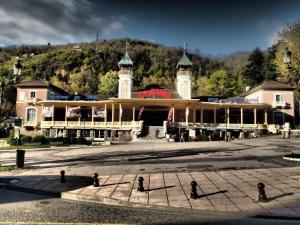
[273,21,300,87]
[98,70,118,96]
[208,69,235,97]
[263,45,277,81]
[242,47,265,87]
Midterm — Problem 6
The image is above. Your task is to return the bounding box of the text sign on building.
[137,88,172,99]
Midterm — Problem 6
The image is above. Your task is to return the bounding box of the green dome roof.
[177,52,193,68]
[118,51,133,66]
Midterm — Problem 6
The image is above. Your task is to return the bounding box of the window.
[19,91,25,101]
[275,94,282,102]
[26,108,36,122]
[29,91,36,98]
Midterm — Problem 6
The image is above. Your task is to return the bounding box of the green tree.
[98,70,118,96]
[208,69,235,97]
[274,21,300,87]
[243,47,265,86]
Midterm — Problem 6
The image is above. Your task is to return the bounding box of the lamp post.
[283,47,298,127]
[0,58,22,105]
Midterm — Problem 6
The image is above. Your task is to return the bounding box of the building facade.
[15,51,295,141]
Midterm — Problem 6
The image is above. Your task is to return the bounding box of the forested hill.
[0,39,223,96]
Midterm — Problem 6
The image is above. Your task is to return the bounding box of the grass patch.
[0,142,69,150]
[0,165,16,172]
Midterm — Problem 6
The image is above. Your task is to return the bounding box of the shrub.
[20,135,32,144]
[77,136,87,144]
[32,135,49,145]
[199,134,208,141]
[7,130,17,145]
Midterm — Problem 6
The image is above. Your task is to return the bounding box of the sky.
[0,0,300,55]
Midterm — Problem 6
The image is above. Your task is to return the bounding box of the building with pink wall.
[243,80,295,127]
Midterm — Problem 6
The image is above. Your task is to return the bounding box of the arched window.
[27,108,36,122]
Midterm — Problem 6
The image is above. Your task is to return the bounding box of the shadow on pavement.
[144,185,176,192]
[0,175,93,204]
[196,190,228,199]
[268,192,294,201]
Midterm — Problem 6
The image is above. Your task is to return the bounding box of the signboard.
[14,127,20,139]
[137,88,172,99]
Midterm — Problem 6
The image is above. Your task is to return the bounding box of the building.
[15,50,295,140]
[15,80,68,135]
[242,80,295,128]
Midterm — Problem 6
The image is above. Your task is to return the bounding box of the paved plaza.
[1,136,300,219]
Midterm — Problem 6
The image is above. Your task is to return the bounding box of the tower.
[118,45,133,99]
[176,49,193,99]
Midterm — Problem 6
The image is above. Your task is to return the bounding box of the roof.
[242,80,295,96]
[15,80,68,95]
[118,51,133,66]
[176,52,193,68]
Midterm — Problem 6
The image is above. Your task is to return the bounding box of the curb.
[3,183,300,221]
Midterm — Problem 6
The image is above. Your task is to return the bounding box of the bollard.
[60,170,66,183]
[190,180,198,199]
[137,176,144,192]
[258,182,267,202]
[93,173,99,187]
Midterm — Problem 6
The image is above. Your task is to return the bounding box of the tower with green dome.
[176,47,193,99]
[118,44,133,99]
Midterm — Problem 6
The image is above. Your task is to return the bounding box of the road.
[0,136,299,175]
[1,190,300,225]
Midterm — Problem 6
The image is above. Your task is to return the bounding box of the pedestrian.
[155,129,159,139]
[180,131,184,142]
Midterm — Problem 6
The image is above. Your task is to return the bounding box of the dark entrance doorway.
[141,106,169,126]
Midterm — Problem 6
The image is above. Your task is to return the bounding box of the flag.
[67,106,80,118]
[93,108,106,118]
[42,106,54,117]
[138,106,144,120]
[168,107,173,121]
[119,103,123,120]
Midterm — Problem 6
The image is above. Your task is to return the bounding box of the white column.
[240,107,243,127]
[132,106,135,121]
[172,106,175,123]
[264,109,268,125]
[200,108,203,124]
[254,108,257,125]
[52,105,55,126]
[65,105,68,126]
[193,107,196,125]
[112,103,115,125]
[104,104,107,125]
[91,106,95,126]
[213,108,217,126]
[227,107,230,124]
[185,106,189,126]
[119,103,122,126]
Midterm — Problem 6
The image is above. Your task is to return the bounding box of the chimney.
[245,86,250,92]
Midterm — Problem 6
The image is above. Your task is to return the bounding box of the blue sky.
[1,0,300,55]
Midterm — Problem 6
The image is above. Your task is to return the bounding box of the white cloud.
[0,0,125,45]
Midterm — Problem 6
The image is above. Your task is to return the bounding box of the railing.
[178,122,264,129]
[24,121,37,126]
[25,97,39,103]
[41,120,143,128]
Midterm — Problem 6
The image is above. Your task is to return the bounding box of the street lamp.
[283,47,298,128]
[284,47,292,64]
[0,58,22,105]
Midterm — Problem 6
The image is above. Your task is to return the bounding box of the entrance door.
[141,106,169,126]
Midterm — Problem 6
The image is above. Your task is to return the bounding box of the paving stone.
[129,174,150,205]
[95,174,124,197]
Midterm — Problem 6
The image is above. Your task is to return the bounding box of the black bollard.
[137,176,144,192]
[258,182,268,202]
[190,180,198,199]
[60,170,66,183]
[93,173,100,187]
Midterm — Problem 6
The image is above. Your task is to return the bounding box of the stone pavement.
[1,167,300,217]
